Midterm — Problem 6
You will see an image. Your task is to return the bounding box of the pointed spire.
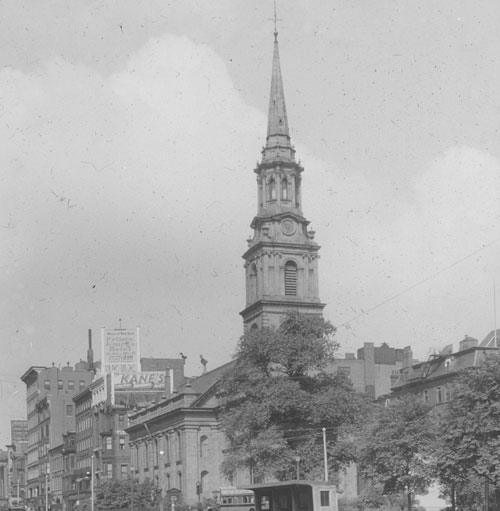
[262,31,295,163]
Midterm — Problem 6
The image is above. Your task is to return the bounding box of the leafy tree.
[78,478,161,511]
[358,394,435,511]
[434,353,500,510]
[219,312,371,481]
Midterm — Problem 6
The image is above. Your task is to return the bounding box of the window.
[68,381,75,391]
[281,178,288,200]
[338,367,351,377]
[199,436,208,458]
[105,437,112,450]
[423,390,429,403]
[57,380,63,390]
[320,491,330,506]
[445,388,452,402]
[120,464,128,479]
[79,380,86,390]
[105,463,113,478]
[249,264,258,302]
[200,470,208,493]
[176,431,182,461]
[268,178,276,201]
[436,386,443,404]
[119,437,126,450]
[118,414,125,429]
[65,405,73,416]
[284,261,297,296]
[44,380,51,390]
[164,436,170,463]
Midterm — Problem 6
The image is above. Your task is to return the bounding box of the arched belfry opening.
[284,260,298,296]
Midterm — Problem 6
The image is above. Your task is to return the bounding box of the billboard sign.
[113,371,168,391]
[101,327,140,375]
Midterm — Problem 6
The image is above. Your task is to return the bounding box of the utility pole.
[322,428,328,482]
[45,473,49,511]
[90,455,95,511]
[131,467,134,511]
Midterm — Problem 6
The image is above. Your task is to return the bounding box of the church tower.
[240,28,325,329]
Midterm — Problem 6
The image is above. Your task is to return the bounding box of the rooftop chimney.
[87,329,94,371]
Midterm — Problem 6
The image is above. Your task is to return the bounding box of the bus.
[218,487,255,511]
[241,481,338,511]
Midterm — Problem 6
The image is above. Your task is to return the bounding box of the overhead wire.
[339,236,500,329]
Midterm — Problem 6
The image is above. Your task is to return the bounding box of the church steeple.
[263,31,294,164]
[240,28,325,330]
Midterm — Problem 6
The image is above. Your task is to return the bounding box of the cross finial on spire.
[270,0,282,42]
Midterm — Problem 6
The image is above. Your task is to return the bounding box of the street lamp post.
[90,455,95,511]
[159,451,165,511]
[130,467,135,511]
[45,473,49,511]
[295,457,300,480]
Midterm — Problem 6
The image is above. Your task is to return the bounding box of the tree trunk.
[450,482,456,511]
[407,491,412,511]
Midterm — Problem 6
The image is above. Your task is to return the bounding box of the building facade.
[327,343,405,399]
[20,363,94,511]
[6,420,28,507]
[126,362,238,507]
[389,334,498,404]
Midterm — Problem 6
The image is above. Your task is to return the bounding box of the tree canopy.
[219,312,371,481]
[78,479,161,511]
[358,394,435,511]
[433,353,500,510]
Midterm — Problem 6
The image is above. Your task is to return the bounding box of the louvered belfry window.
[284,261,297,296]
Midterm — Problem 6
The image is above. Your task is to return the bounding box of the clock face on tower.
[280,218,296,236]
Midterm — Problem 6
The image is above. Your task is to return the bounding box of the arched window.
[199,435,208,459]
[284,261,298,296]
[268,178,277,201]
[176,431,182,461]
[200,470,209,493]
[251,323,259,331]
[281,178,288,200]
[249,264,257,302]
[144,442,149,470]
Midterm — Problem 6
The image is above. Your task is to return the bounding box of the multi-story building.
[20,362,94,511]
[126,361,236,506]
[0,450,8,508]
[63,356,185,511]
[389,333,499,404]
[6,420,28,506]
[327,342,406,399]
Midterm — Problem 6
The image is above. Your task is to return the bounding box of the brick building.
[389,333,499,404]
[6,420,28,506]
[20,362,94,511]
[327,342,406,399]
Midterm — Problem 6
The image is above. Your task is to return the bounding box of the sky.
[1,0,500,448]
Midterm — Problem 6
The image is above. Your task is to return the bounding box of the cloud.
[0,33,265,387]
[305,145,500,356]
